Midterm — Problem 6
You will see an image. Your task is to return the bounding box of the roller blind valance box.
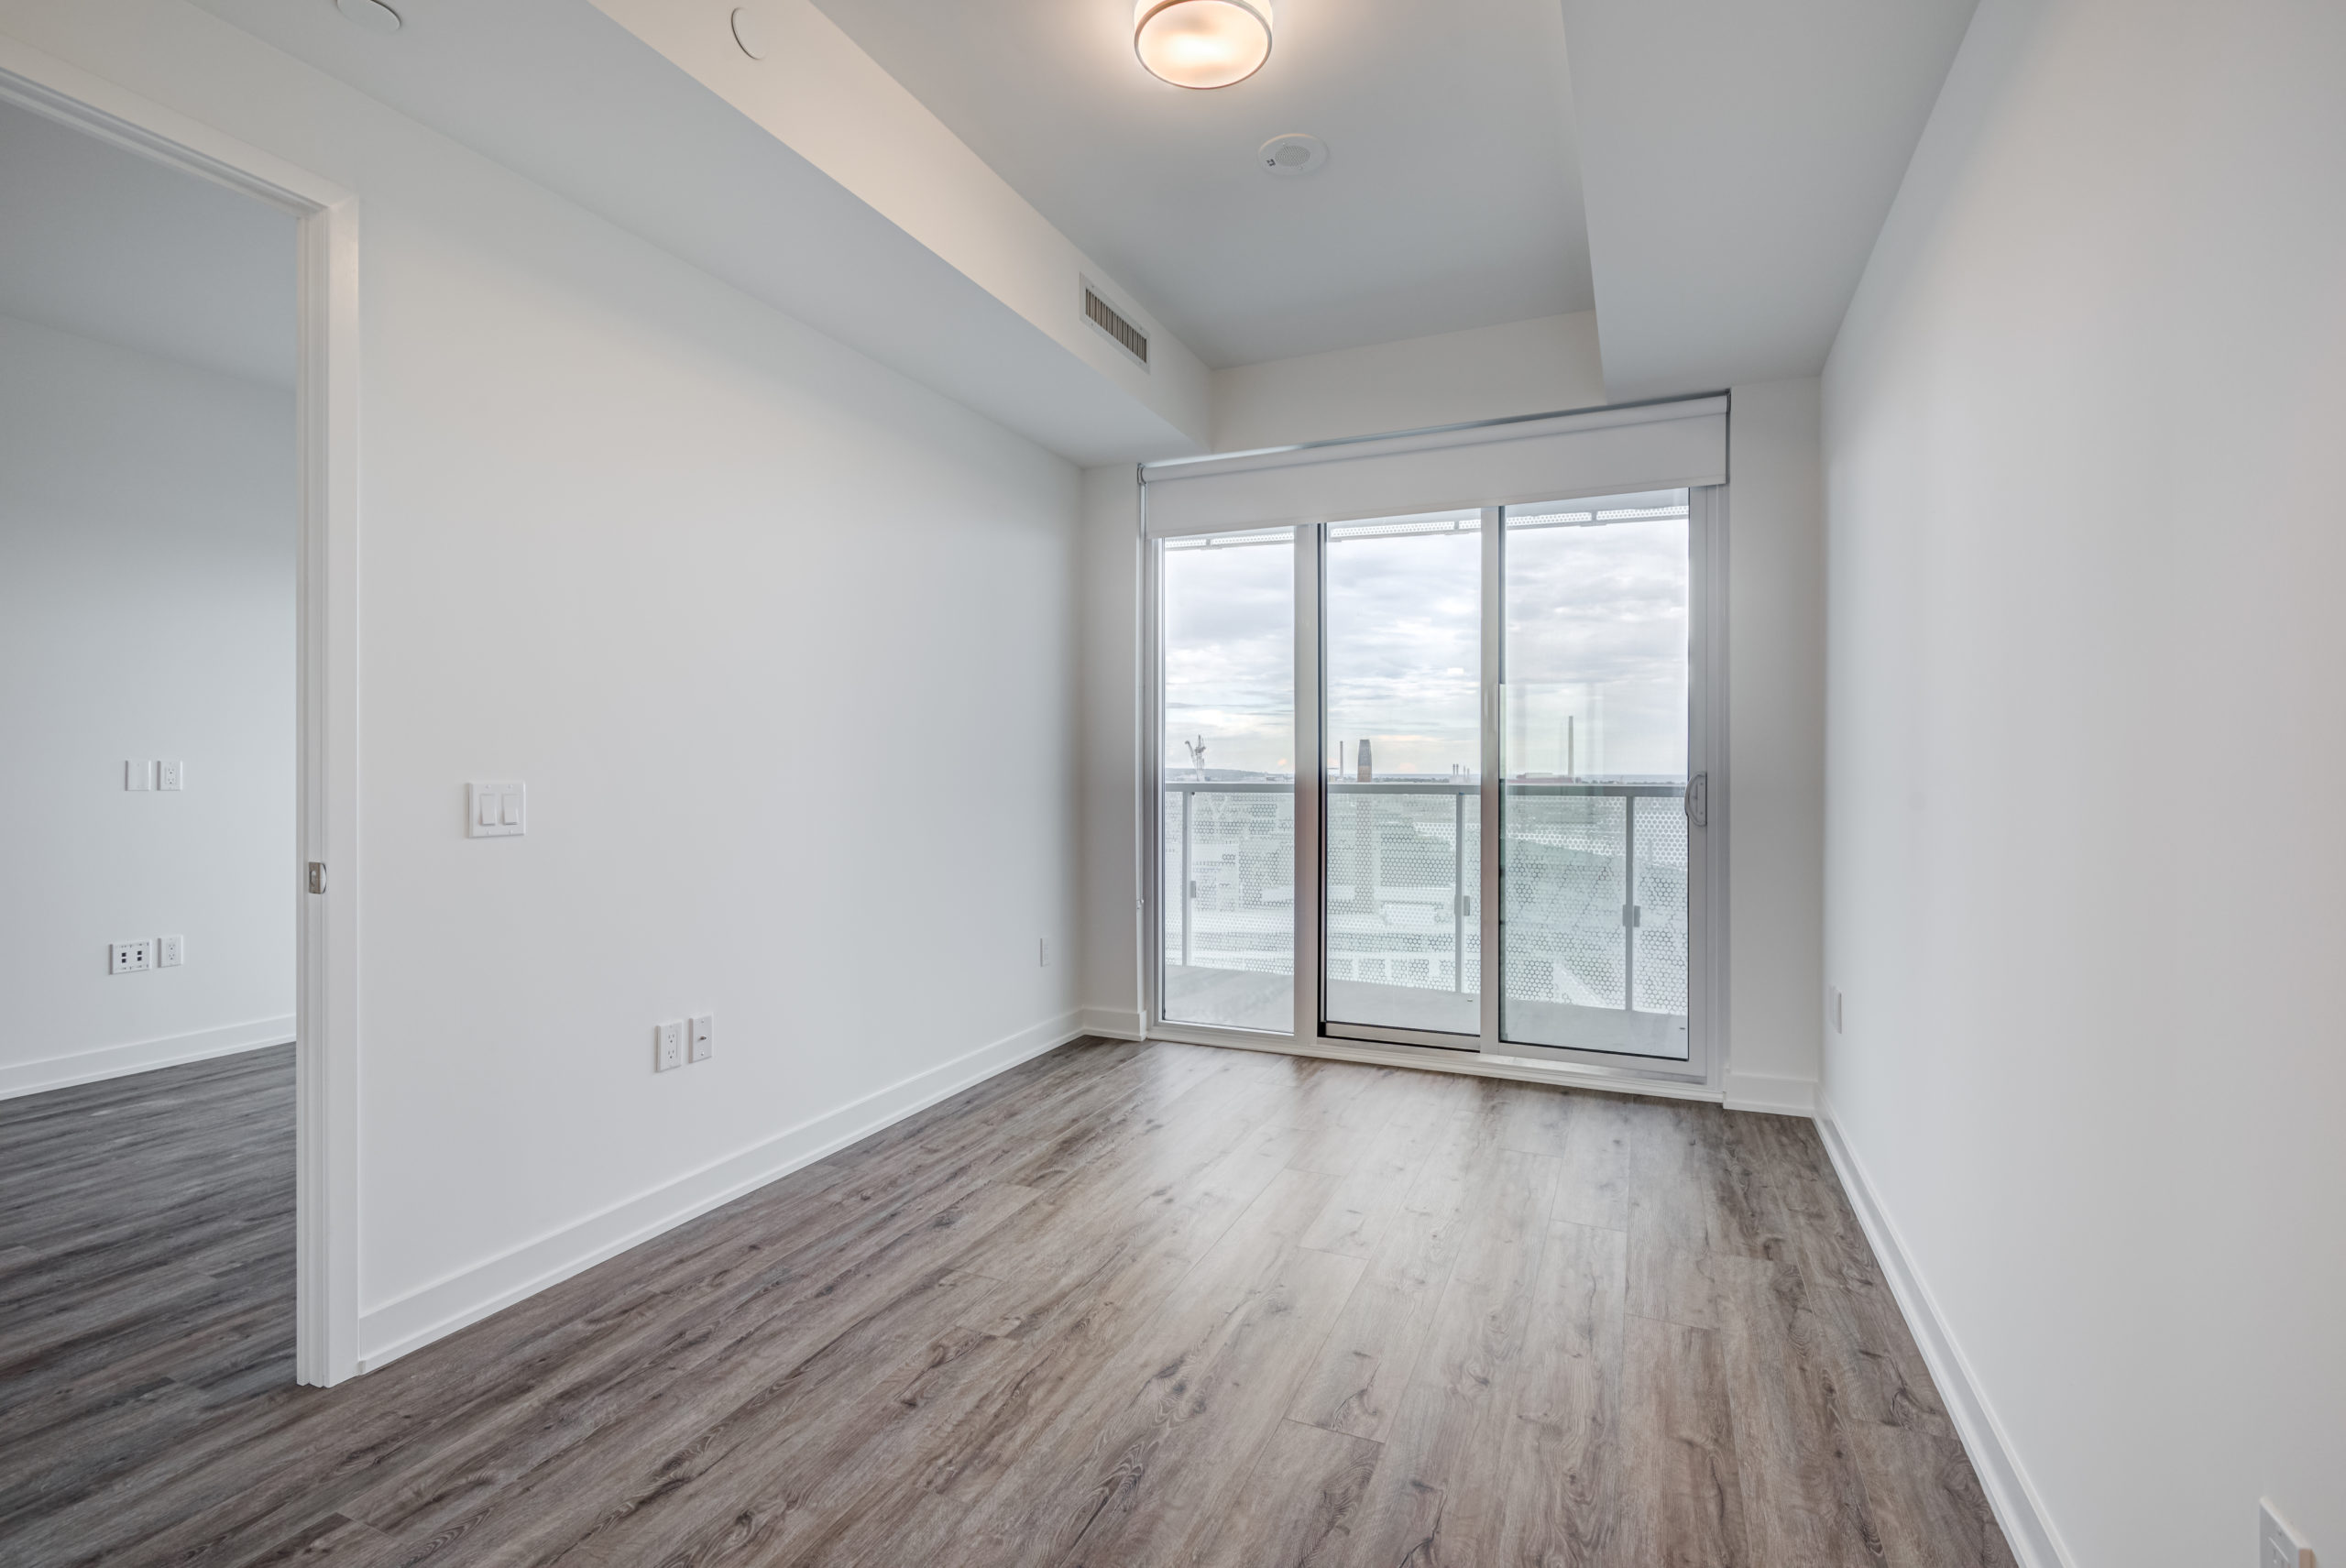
[1139,394,1727,539]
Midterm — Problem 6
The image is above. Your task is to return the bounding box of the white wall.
[1821,0,2346,1563]
[1722,378,1826,1112]
[1210,312,1606,453]
[0,313,294,1097]
[1077,465,1145,1040]
[0,0,1085,1369]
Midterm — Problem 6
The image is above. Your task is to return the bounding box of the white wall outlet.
[2262,1500,2315,1568]
[109,939,153,974]
[126,760,152,791]
[1039,937,1050,968]
[688,1014,714,1063]
[157,934,184,968]
[654,1020,684,1072]
[467,780,526,839]
[157,759,184,791]
[1829,985,1845,1034]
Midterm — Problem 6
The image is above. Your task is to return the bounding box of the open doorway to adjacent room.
[0,91,301,1402]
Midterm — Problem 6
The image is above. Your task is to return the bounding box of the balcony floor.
[0,1038,2015,1567]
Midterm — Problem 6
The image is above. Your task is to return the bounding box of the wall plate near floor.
[688,1014,713,1063]
[2262,1500,2315,1568]
[158,934,185,968]
[654,1020,684,1072]
[109,938,153,974]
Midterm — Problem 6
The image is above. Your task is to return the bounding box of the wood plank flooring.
[0,1038,2017,1568]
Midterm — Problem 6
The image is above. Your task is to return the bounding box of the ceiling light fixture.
[1134,0,1272,91]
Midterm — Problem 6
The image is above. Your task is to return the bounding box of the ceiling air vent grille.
[1082,280,1149,369]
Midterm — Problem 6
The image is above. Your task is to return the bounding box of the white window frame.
[1142,467,1731,1099]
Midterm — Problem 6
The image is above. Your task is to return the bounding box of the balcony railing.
[1162,778,1689,1036]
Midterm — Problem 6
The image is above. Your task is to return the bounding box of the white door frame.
[0,38,365,1386]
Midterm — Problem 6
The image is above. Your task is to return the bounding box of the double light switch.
[467,781,526,838]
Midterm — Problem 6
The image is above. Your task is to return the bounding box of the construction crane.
[1183,736,1208,779]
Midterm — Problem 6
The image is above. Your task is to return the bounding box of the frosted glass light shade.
[1135,0,1273,90]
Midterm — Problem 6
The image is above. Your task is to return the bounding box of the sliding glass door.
[1158,527,1295,1033]
[1497,492,1695,1060]
[1151,487,1712,1080]
[1321,512,1483,1037]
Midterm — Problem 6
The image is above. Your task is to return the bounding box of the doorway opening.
[0,53,360,1386]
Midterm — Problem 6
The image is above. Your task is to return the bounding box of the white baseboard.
[1814,1100,2074,1568]
[0,1015,295,1102]
[355,1008,1090,1373]
[1721,1068,1818,1115]
[1080,1005,1146,1040]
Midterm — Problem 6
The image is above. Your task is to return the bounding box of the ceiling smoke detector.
[333,0,402,34]
[1256,133,1326,177]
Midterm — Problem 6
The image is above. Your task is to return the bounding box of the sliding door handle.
[1683,773,1708,828]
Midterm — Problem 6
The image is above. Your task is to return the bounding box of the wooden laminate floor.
[0,1037,2017,1568]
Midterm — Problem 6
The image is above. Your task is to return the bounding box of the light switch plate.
[467,780,526,838]
[2262,1500,2314,1568]
[157,759,184,791]
[126,760,151,791]
[157,934,184,968]
[654,1020,684,1072]
[688,1014,714,1063]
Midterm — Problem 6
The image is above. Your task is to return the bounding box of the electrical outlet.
[654,1020,684,1072]
[2262,1500,2315,1568]
[1038,937,1050,968]
[157,759,184,791]
[157,935,184,968]
[125,760,152,791]
[689,1014,714,1063]
[109,939,153,974]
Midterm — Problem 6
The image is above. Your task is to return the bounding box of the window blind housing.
[1140,395,1727,539]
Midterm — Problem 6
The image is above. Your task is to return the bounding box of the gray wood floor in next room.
[0,1036,2017,1568]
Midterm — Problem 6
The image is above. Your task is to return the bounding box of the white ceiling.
[184,0,1211,463]
[0,96,294,388]
[1561,0,1979,399]
[811,0,1595,370]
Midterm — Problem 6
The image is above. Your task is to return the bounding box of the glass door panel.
[1499,491,1693,1059]
[1321,512,1482,1037]
[1161,528,1295,1032]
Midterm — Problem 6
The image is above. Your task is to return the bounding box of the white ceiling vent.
[1081,280,1150,369]
[1257,133,1327,177]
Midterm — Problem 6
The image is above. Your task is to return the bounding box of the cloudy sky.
[1162,499,1689,781]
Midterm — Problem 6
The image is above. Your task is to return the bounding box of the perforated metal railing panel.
[1632,794,1690,1015]
[1502,794,1628,1009]
[1165,788,1296,977]
[1323,790,1476,992]
[1161,781,1687,1028]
